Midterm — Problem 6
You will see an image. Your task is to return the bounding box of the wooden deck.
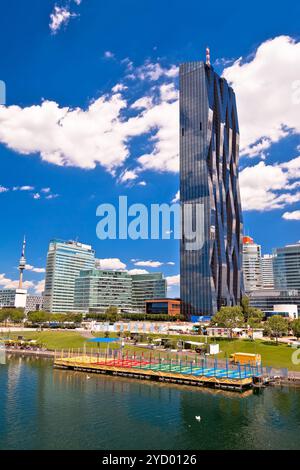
[54,355,254,392]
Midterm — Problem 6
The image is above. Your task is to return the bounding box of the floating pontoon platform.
[54,351,259,392]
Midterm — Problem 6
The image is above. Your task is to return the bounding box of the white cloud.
[41,187,51,193]
[49,6,77,34]
[0,72,179,174]
[104,51,115,59]
[138,181,147,186]
[132,62,178,81]
[25,264,46,274]
[0,273,34,290]
[166,274,180,286]
[0,186,8,193]
[13,185,34,191]
[0,94,128,171]
[223,36,300,157]
[167,262,175,266]
[240,157,300,211]
[34,280,45,295]
[95,258,127,270]
[136,94,179,173]
[118,169,139,184]
[33,193,41,200]
[160,83,178,102]
[131,96,153,110]
[45,193,59,200]
[134,260,163,268]
[282,211,300,220]
[127,269,149,275]
[172,190,180,203]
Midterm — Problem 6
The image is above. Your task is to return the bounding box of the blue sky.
[0,0,300,296]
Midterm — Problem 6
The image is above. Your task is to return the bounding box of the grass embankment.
[215,338,300,371]
[3,330,300,371]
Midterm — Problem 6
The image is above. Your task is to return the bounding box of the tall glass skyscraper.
[180,58,243,318]
[273,243,300,291]
[44,240,95,313]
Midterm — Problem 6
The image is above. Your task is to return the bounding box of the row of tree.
[87,306,184,323]
[0,309,83,325]
[211,297,300,342]
[26,311,83,324]
[0,308,25,325]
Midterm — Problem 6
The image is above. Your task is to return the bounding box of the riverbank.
[2,329,300,374]
[4,347,54,358]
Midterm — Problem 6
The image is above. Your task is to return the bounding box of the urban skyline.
[1,1,300,303]
[1,0,300,455]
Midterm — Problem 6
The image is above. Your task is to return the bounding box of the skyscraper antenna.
[18,235,26,289]
[206,47,211,66]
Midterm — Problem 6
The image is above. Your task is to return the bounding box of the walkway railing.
[54,348,261,380]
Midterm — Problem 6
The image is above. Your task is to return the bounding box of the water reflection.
[0,356,300,450]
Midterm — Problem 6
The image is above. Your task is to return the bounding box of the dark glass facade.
[180,61,243,318]
[273,244,300,291]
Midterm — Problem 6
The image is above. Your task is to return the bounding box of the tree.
[105,306,120,323]
[0,309,11,326]
[211,306,244,337]
[241,296,264,324]
[241,296,250,319]
[9,309,25,324]
[265,315,289,343]
[27,311,50,324]
[291,319,300,339]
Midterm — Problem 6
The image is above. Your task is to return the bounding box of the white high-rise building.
[0,289,27,309]
[44,240,95,313]
[261,254,274,290]
[242,236,263,293]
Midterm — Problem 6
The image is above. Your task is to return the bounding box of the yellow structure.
[230,353,261,366]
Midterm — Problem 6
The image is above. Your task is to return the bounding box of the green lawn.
[6,331,99,351]
[3,330,300,371]
[215,338,300,371]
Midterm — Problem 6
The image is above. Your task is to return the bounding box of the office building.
[180,50,243,318]
[74,270,167,314]
[131,273,167,312]
[264,304,298,320]
[25,295,44,314]
[0,289,27,309]
[249,289,300,317]
[74,270,132,313]
[145,299,181,316]
[44,240,95,313]
[261,254,274,289]
[273,243,300,291]
[242,236,262,292]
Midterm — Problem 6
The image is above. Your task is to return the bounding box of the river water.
[0,355,300,450]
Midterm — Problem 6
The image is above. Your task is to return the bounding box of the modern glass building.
[74,270,132,313]
[261,254,275,289]
[249,289,300,317]
[242,236,262,292]
[131,273,167,312]
[180,58,243,318]
[273,243,300,291]
[44,240,95,313]
[74,271,167,313]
